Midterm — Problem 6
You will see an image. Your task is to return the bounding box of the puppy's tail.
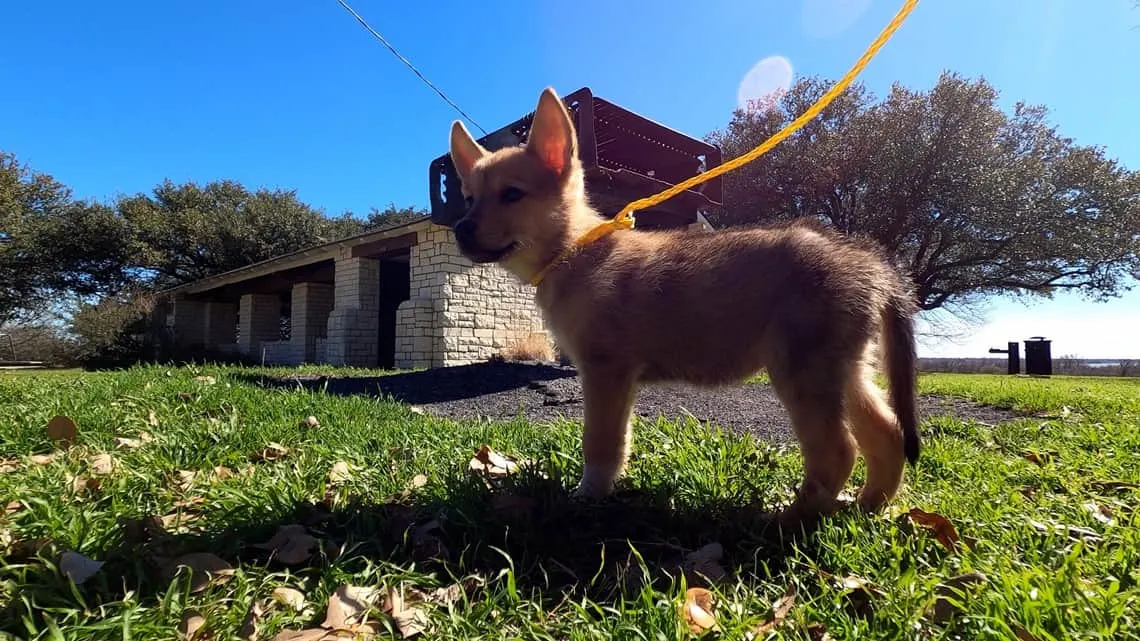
[881,287,921,465]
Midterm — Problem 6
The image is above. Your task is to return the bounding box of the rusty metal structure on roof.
[429,87,723,230]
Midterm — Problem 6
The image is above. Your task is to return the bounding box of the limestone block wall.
[394,224,548,369]
[259,340,295,365]
[238,293,280,358]
[289,282,334,364]
[326,256,380,367]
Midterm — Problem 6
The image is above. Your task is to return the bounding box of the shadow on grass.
[234,360,578,405]
[1,465,830,634]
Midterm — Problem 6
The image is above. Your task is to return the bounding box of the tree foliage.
[708,72,1140,312]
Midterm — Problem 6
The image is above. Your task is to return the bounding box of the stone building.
[158,216,546,369]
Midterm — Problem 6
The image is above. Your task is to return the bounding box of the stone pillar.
[171,297,207,348]
[326,256,380,366]
[203,301,237,350]
[238,293,280,359]
[290,282,334,364]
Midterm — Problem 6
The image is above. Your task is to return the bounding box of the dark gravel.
[254,360,1022,442]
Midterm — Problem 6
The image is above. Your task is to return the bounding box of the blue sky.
[2,0,1138,358]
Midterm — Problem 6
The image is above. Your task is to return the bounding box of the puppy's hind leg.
[845,369,906,512]
[571,362,638,500]
[769,364,856,524]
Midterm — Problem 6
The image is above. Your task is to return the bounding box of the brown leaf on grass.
[908,508,962,552]
[70,475,102,495]
[272,587,308,612]
[252,442,290,463]
[59,550,104,584]
[683,542,728,584]
[382,585,432,638]
[168,552,235,593]
[148,410,160,427]
[8,536,56,562]
[468,445,519,479]
[254,524,318,565]
[681,587,721,634]
[1082,501,1115,525]
[321,584,381,629]
[747,585,796,637]
[0,457,20,474]
[46,415,78,449]
[927,571,988,624]
[29,453,56,465]
[5,500,21,515]
[179,609,207,640]
[174,469,198,491]
[194,375,217,385]
[826,573,886,619]
[328,461,353,484]
[303,415,320,428]
[114,436,143,449]
[173,496,205,509]
[1014,627,1043,641]
[212,466,235,480]
[89,453,115,475]
[161,510,203,533]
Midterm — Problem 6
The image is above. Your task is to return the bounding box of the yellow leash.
[529,0,920,287]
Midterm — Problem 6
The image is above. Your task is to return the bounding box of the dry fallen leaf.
[59,550,104,584]
[161,510,203,532]
[328,461,353,484]
[829,574,886,619]
[148,410,160,427]
[179,609,207,640]
[0,457,20,474]
[1020,449,1058,466]
[173,496,205,509]
[89,453,115,475]
[806,623,835,641]
[28,453,56,465]
[252,442,290,462]
[683,542,728,584]
[1082,501,1115,526]
[681,587,721,634]
[169,552,235,593]
[908,508,962,552]
[70,475,101,495]
[174,469,198,491]
[468,445,519,479]
[46,415,78,449]
[1014,627,1043,641]
[408,406,425,415]
[272,587,308,612]
[255,524,318,565]
[114,437,143,449]
[178,606,208,634]
[304,415,320,428]
[194,375,217,385]
[749,585,796,636]
[5,500,21,515]
[322,584,381,629]
[927,571,988,624]
[383,585,431,639]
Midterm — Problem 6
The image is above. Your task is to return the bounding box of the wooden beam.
[350,232,418,259]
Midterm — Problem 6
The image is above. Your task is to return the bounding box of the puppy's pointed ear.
[450,120,488,183]
[525,87,577,179]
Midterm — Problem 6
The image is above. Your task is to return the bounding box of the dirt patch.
[254,361,1022,443]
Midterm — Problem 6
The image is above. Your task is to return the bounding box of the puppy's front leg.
[572,364,638,499]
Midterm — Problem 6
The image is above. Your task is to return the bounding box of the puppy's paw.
[569,475,615,501]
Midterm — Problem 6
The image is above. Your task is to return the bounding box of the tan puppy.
[447,87,920,522]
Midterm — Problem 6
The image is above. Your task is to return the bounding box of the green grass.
[1,366,1137,640]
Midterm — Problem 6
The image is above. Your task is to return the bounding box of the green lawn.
[1,366,1137,640]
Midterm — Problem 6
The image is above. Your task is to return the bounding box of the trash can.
[1024,337,1052,376]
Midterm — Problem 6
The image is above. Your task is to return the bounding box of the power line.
[334,0,488,136]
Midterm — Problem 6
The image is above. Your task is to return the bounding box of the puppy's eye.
[500,186,525,204]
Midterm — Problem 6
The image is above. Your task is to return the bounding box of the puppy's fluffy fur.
[447,87,920,521]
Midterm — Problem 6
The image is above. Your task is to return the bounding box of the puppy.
[446,87,920,522]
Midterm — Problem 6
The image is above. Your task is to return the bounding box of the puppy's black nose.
[454,218,476,243]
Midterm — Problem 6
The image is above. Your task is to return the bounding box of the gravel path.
[258,361,1021,442]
